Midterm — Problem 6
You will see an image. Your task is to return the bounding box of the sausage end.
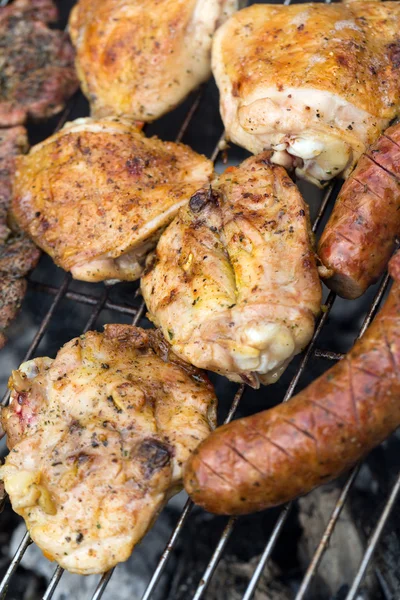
[318,250,365,299]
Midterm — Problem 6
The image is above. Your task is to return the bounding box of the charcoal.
[298,482,379,600]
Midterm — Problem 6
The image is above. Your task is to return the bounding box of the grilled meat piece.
[184,251,400,515]
[0,325,217,574]
[0,127,40,350]
[0,0,58,25]
[0,235,41,348]
[11,117,213,282]
[0,278,26,350]
[69,0,237,122]
[212,2,400,186]
[0,0,78,126]
[0,127,28,242]
[319,122,400,299]
[141,153,322,387]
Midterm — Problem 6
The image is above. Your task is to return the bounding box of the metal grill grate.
[0,0,399,599]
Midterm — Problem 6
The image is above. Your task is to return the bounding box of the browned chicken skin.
[69,0,237,122]
[142,154,321,387]
[0,0,78,127]
[212,2,400,185]
[0,325,217,574]
[0,127,40,350]
[11,117,213,282]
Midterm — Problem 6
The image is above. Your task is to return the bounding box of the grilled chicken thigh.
[142,154,322,387]
[0,0,78,127]
[212,2,400,186]
[0,325,216,574]
[69,0,237,122]
[0,127,40,349]
[11,117,213,282]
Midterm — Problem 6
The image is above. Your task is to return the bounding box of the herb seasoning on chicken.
[0,325,217,574]
[11,117,213,282]
[69,0,238,122]
[212,2,400,186]
[141,153,322,388]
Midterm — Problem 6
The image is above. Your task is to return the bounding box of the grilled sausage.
[318,122,400,299]
[184,252,400,515]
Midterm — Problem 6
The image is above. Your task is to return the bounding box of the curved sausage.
[184,252,400,515]
[318,122,400,299]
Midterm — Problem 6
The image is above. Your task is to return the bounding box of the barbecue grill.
[0,0,399,598]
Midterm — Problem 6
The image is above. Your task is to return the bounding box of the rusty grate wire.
[0,0,399,599]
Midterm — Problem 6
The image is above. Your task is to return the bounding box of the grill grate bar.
[186,386,248,599]
[19,274,71,364]
[82,287,110,333]
[190,289,336,600]
[237,293,336,600]
[192,517,238,600]
[294,466,360,600]
[175,88,205,143]
[242,504,292,600]
[85,294,145,600]
[0,530,32,598]
[312,183,335,234]
[53,91,79,131]
[140,382,246,600]
[132,300,146,327]
[358,271,392,339]
[223,384,246,424]
[42,566,64,600]
[28,280,139,317]
[242,261,395,599]
[345,471,400,600]
[283,290,336,404]
[1,274,71,408]
[375,567,393,600]
[211,132,226,163]
[90,569,115,600]
[141,498,194,600]
[32,281,122,600]
[284,265,396,600]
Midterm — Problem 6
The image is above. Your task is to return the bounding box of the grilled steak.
[0,0,78,126]
[0,127,40,349]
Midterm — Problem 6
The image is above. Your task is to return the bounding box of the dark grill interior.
[0,1,399,599]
